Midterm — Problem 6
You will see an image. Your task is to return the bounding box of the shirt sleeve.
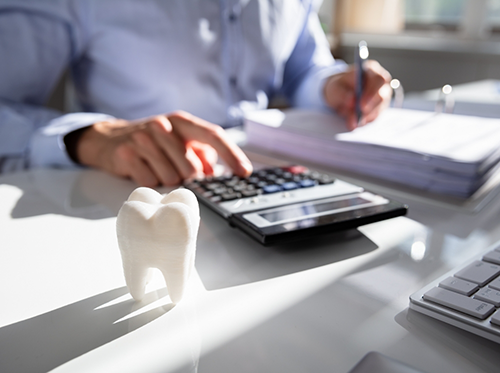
[0,3,112,172]
[281,2,348,112]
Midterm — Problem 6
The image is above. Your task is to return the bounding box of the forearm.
[282,4,347,111]
[0,100,114,173]
[0,101,60,173]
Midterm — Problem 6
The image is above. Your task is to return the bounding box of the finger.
[324,70,355,112]
[363,83,393,120]
[363,87,392,125]
[131,131,182,185]
[164,111,253,177]
[360,61,392,111]
[114,143,160,187]
[146,116,202,180]
[190,141,217,176]
[184,146,206,178]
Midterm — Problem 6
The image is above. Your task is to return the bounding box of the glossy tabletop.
[2,146,500,372]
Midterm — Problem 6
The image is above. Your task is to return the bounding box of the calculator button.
[209,195,222,203]
[423,287,495,319]
[233,184,248,192]
[439,276,479,296]
[256,170,268,177]
[317,176,335,185]
[221,192,241,201]
[299,179,316,188]
[215,176,228,182]
[213,187,228,195]
[247,176,260,184]
[455,261,500,286]
[241,190,259,198]
[281,182,299,190]
[204,182,223,190]
[262,185,282,194]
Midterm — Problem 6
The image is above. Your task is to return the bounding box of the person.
[0,0,392,187]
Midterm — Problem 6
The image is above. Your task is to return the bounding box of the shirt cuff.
[292,61,349,113]
[29,113,115,169]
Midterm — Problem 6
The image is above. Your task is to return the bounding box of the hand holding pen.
[323,42,393,131]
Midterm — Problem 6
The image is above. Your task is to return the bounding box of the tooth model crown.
[116,187,200,304]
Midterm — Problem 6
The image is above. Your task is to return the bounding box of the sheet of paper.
[336,108,500,163]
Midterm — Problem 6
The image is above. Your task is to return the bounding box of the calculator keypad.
[185,166,335,203]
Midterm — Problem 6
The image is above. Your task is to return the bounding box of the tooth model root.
[116,187,200,303]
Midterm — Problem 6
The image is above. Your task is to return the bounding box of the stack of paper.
[244,108,500,198]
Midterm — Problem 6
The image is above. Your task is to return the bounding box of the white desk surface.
[2,149,500,373]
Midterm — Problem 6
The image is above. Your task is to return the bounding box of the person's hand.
[74,111,253,187]
[324,60,392,130]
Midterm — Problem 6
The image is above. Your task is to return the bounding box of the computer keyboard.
[409,241,500,344]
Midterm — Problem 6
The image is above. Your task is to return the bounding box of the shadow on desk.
[196,206,383,290]
[0,287,173,373]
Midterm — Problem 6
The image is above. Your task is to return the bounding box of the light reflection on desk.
[1,166,500,373]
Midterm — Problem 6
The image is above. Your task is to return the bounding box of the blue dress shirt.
[0,0,347,171]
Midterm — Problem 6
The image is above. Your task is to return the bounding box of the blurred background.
[318,0,500,93]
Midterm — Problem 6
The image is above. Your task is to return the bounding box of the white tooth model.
[116,187,200,304]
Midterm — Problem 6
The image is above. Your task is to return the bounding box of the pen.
[355,40,369,127]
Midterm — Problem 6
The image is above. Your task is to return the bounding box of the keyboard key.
[455,261,500,286]
[474,287,500,306]
[439,276,479,296]
[483,250,500,265]
[490,311,500,327]
[487,276,500,291]
[423,287,495,320]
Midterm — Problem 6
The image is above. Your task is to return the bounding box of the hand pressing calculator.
[184,165,407,244]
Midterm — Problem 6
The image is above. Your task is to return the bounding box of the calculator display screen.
[258,196,369,223]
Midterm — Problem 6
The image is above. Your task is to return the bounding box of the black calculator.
[184,165,407,245]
